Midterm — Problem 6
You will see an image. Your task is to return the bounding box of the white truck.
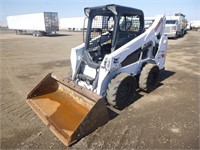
[7,12,59,36]
[164,13,187,38]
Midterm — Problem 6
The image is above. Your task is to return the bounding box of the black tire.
[175,32,178,39]
[106,73,137,109]
[16,30,23,35]
[180,29,184,37]
[33,32,36,36]
[139,64,159,92]
[16,30,19,35]
[36,31,43,37]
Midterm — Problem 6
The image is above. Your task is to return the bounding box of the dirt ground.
[0,30,199,149]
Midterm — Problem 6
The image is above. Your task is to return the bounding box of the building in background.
[59,17,85,31]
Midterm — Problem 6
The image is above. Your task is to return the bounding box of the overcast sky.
[1,0,199,25]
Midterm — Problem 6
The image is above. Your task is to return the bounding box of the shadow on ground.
[48,34,72,37]
[107,69,176,120]
[159,70,175,82]
[13,33,72,37]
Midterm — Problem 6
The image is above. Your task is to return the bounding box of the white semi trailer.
[7,12,59,36]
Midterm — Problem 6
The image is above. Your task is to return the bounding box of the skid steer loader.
[27,4,168,146]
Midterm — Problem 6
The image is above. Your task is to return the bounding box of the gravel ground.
[0,30,199,149]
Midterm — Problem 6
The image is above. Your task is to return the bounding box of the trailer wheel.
[16,30,23,35]
[106,73,137,109]
[139,64,159,92]
[33,32,36,36]
[36,31,43,37]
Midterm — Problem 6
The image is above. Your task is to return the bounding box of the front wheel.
[106,73,137,109]
[139,64,159,92]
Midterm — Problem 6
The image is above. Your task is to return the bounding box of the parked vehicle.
[190,20,200,30]
[164,13,187,38]
[7,12,59,36]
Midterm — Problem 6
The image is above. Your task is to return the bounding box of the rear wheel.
[139,64,159,92]
[16,30,23,35]
[175,32,178,39]
[33,32,36,36]
[106,73,137,109]
[16,30,19,35]
[36,31,43,37]
[181,29,185,37]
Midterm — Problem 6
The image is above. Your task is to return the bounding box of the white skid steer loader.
[27,4,168,146]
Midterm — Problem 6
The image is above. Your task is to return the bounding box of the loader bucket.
[26,73,109,146]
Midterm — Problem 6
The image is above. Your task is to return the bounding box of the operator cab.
[84,4,144,65]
